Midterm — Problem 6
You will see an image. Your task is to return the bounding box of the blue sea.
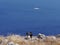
[0,0,60,36]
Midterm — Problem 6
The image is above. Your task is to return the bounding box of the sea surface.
[0,0,60,35]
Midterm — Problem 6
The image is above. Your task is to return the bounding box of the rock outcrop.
[0,34,60,45]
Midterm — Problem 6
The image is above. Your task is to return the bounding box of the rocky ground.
[0,34,60,45]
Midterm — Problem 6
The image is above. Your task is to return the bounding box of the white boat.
[34,8,40,10]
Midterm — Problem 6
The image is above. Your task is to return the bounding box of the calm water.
[0,0,60,35]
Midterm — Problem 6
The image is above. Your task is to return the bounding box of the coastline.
[0,34,60,45]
